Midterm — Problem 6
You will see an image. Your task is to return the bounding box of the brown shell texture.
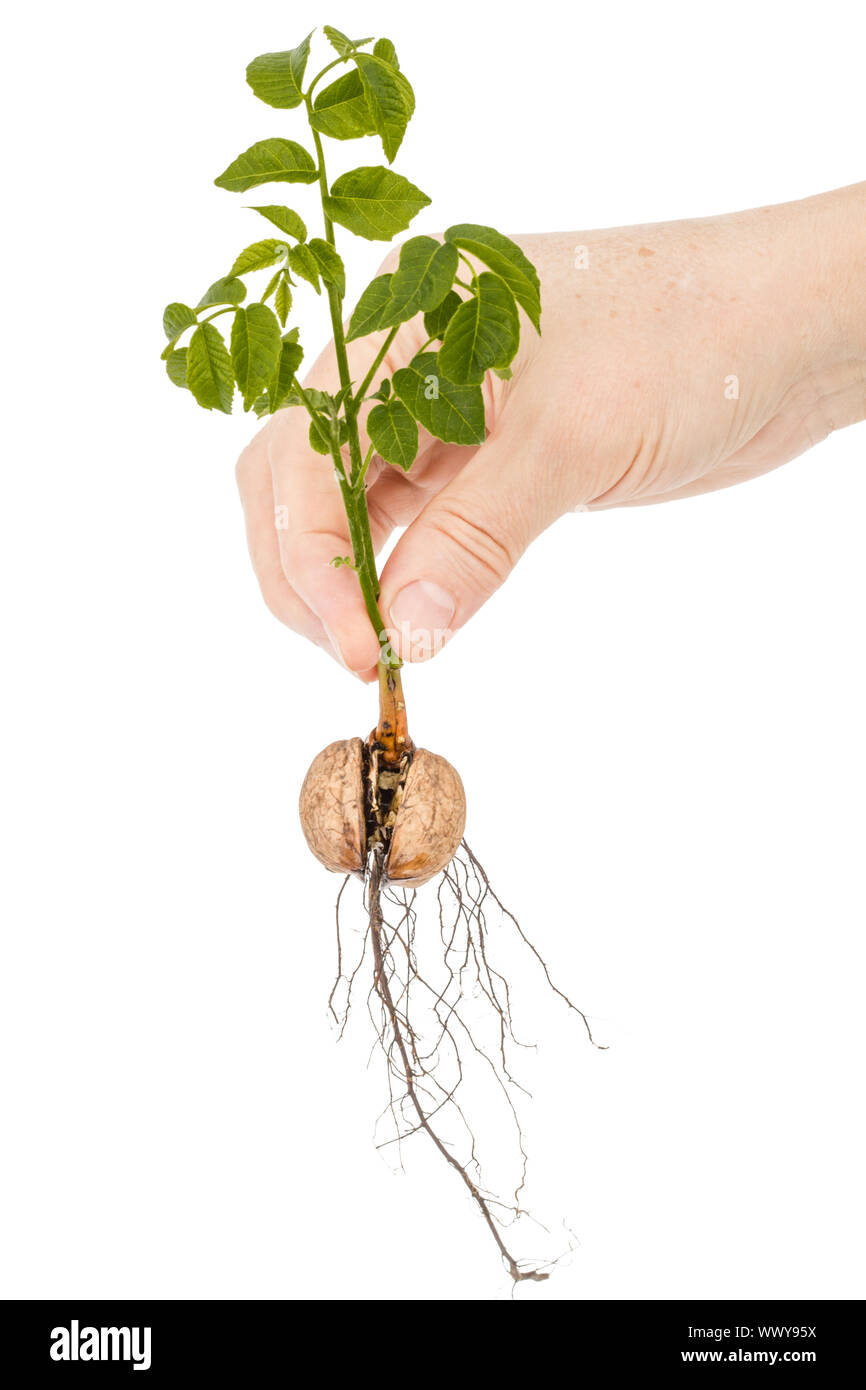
[298,738,366,875]
[385,748,467,887]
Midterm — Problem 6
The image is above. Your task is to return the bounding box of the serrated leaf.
[345,274,398,341]
[261,268,282,302]
[373,38,398,68]
[197,276,246,309]
[323,166,430,241]
[392,351,485,446]
[268,337,304,412]
[307,390,335,414]
[352,54,413,163]
[245,34,312,109]
[162,302,197,342]
[367,399,418,471]
[165,348,188,389]
[423,290,461,341]
[310,69,377,141]
[389,236,459,318]
[247,205,307,241]
[444,224,541,331]
[288,243,321,293]
[439,272,520,385]
[307,238,346,296]
[230,303,282,410]
[228,239,289,277]
[323,26,373,57]
[275,276,292,326]
[187,323,234,413]
[215,139,318,193]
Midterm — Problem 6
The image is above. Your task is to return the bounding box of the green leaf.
[275,276,292,326]
[345,240,456,343]
[162,302,197,342]
[423,290,461,341]
[323,166,431,241]
[197,276,246,309]
[352,54,413,163]
[310,69,377,141]
[228,239,289,276]
[245,35,312,109]
[389,236,459,317]
[367,399,418,471]
[261,268,282,302]
[268,337,304,412]
[215,139,318,193]
[187,323,234,413]
[370,377,391,402]
[373,38,398,68]
[165,348,188,389]
[392,351,485,446]
[247,205,307,241]
[444,224,541,331]
[288,243,321,293]
[323,26,373,57]
[230,303,282,410]
[439,272,520,385]
[309,415,334,454]
[307,238,346,296]
[345,274,397,340]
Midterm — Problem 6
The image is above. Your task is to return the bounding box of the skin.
[236,183,866,682]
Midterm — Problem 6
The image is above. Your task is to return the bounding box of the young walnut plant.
[161,27,596,1285]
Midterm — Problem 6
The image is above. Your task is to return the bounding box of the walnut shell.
[298,738,365,875]
[385,749,466,887]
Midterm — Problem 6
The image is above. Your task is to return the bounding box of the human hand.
[236,183,866,681]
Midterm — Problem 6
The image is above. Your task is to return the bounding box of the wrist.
[797,183,866,365]
[752,183,866,435]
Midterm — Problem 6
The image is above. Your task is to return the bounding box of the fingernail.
[388,580,456,661]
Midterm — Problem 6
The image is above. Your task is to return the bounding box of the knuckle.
[235,439,261,491]
[427,502,517,592]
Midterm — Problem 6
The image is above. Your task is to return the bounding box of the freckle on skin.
[609,309,617,317]
[638,246,655,257]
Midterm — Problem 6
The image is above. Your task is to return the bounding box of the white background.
[2,0,864,1301]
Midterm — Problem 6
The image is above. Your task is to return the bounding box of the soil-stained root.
[298,673,598,1285]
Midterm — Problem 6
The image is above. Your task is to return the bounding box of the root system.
[328,833,604,1285]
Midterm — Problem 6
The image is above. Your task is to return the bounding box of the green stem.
[354,443,375,494]
[305,97,398,670]
[305,55,348,102]
[353,325,399,407]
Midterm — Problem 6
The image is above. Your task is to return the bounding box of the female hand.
[236,183,866,680]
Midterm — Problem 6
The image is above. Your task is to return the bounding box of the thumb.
[378,424,558,662]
